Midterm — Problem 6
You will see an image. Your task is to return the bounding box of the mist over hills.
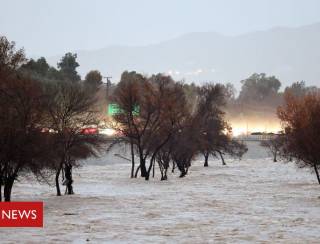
[47,22,320,90]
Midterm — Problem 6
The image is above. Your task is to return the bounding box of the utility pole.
[103,76,112,99]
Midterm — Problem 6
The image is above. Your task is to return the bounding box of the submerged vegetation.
[0,34,320,202]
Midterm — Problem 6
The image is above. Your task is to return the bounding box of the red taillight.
[81,128,98,134]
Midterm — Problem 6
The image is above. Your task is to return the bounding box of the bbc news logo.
[0,202,43,227]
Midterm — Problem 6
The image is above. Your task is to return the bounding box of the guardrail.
[234,136,275,141]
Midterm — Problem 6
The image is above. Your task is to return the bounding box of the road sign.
[108,103,139,116]
[108,103,122,115]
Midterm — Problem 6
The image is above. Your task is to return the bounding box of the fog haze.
[1,0,320,87]
[1,0,320,56]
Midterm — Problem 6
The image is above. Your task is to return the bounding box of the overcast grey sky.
[1,0,320,56]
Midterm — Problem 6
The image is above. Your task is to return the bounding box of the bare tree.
[155,137,175,180]
[261,135,284,162]
[170,118,200,178]
[195,83,247,166]
[0,75,46,201]
[0,36,48,201]
[112,72,189,180]
[0,36,26,75]
[42,80,102,195]
[278,91,320,184]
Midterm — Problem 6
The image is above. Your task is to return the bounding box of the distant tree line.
[232,73,318,108]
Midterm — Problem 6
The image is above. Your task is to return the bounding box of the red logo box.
[0,202,43,227]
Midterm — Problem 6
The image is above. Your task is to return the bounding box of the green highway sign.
[108,103,122,115]
[108,103,140,116]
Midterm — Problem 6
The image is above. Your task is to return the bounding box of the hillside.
[48,22,320,89]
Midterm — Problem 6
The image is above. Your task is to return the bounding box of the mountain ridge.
[47,22,320,89]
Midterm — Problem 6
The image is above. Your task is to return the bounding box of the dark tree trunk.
[137,147,147,178]
[130,140,135,178]
[172,162,175,173]
[146,134,172,180]
[204,152,209,167]
[179,169,187,178]
[273,152,277,162]
[159,162,164,180]
[146,156,157,181]
[314,164,320,185]
[4,177,14,202]
[152,161,155,178]
[160,168,167,181]
[145,159,154,181]
[134,165,141,178]
[218,151,226,165]
[163,168,168,180]
[64,164,74,195]
[55,166,62,196]
[158,159,164,179]
[140,158,147,178]
[176,162,187,178]
[161,159,169,180]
